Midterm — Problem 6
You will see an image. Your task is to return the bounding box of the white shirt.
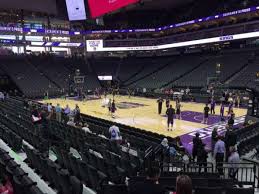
[109,125,121,140]
[67,121,75,127]
[82,127,92,134]
[0,92,4,99]
[47,105,52,112]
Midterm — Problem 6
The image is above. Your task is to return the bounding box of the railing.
[243,157,259,188]
[161,162,256,187]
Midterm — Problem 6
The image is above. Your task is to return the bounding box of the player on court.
[228,101,234,115]
[210,98,216,114]
[166,105,175,131]
[202,104,210,124]
[220,102,225,121]
[111,100,117,118]
[108,99,112,116]
[157,97,164,114]
[175,100,182,120]
[165,97,170,109]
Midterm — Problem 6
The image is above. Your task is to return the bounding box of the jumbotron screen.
[88,0,140,18]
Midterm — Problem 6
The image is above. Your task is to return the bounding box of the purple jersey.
[211,100,215,108]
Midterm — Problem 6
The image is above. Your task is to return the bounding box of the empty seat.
[226,188,254,194]
[195,187,224,194]
[70,176,83,194]
[101,184,128,194]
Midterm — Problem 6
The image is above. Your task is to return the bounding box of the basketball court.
[40,95,247,140]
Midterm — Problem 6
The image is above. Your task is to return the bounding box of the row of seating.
[24,145,83,194]
[0,98,148,191]
[0,148,44,194]
[102,184,255,194]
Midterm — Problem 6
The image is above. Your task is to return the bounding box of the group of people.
[192,124,239,177]
[102,98,117,118]
[157,97,182,131]
[202,96,236,125]
[31,102,82,128]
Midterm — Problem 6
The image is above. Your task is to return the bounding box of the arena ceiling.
[0,0,57,15]
[0,0,194,16]
[128,0,194,10]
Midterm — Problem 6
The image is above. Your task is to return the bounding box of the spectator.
[161,138,177,161]
[55,103,62,122]
[228,146,240,180]
[211,127,218,155]
[31,106,41,125]
[67,117,76,127]
[64,104,71,115]
[64,104,71,123]
[225,127,237,162]
[172,175,192,194]
[109,125,121,142]
[0,91,4,101]
[214,135,225,175]
[192,132,202,161]
[74,104,81,125]
[82,123,92,134]
[175,136,185,153]
[227,113,235,128]
[47,103,52,113]
[129,163,164,194]
[40,106,49,138]
[197,143,208,173]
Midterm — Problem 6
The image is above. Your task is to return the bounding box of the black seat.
[226,188,254,194]
[29,186,45,194]
[101,184,128,194]
[56,168,71,194]
[13,176,25,194]
[195,187,224,194]
[70,176,83,194]
[68,154,81,179]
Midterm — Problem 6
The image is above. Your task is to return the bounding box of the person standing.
[210,98,216,114]
[55,103,62,122]
[214,136,225,175]
[74,104,81,125]
[192,132,202,161]
[224,127,237,162]
[228,146,240,180]
[108,99,112,116]
[111,100,116,118]
[202,104,210,124]
[47,103,52,113]
[227,113,235,128]
[220,102,225,121]
[211,127,218,155]
[175,101,182,120]
[157,97,164,115]
[236,95,241,108]
[228,101,234,115]
[166,105,175,131]
[197,143,208,173]
[165,97,170,109]
[64,105,71,123]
